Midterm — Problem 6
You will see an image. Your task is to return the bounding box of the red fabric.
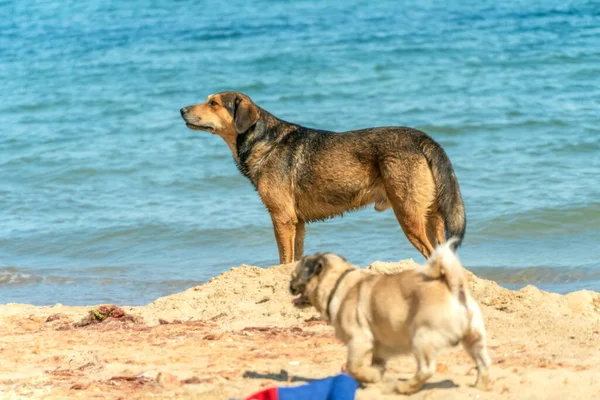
[245,387,278,400]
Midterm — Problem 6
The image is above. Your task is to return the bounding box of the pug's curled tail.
[418,238,466,299]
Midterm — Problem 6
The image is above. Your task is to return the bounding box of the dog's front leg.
[371,346,388,377]
[293,221,305,261]
[271,214,297,264]
[346,338,382,384]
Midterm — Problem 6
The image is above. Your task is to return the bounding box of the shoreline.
[3,262,599,307]
[1,260,599,399]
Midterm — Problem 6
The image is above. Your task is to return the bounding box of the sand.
[1,259,599,400]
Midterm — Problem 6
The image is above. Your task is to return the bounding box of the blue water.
[1,0,599,305]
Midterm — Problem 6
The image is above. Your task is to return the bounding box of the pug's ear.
[302,254,327,280]
[312,259,324,276]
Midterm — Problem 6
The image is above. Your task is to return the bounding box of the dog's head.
[180,91,260,140]
[289,253,350,310]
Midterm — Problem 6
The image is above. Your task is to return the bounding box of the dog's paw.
[474,374,492,391]
[349,367,382,384]
[395,381,422,395]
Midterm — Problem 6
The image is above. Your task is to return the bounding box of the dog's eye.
[208,100,218,107]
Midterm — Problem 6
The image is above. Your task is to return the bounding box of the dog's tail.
[419,238,466,298]
[419,136,466,250]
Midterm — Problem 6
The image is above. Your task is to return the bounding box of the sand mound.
[0,260,599,399]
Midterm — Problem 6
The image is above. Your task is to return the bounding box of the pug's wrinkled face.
[289,253,327,309]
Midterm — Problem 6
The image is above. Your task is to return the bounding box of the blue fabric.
[278,373,358,400]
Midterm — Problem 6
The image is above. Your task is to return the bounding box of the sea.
[1,0,599,305]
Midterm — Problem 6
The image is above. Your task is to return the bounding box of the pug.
[289,239,491,394]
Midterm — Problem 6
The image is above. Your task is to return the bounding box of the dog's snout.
[180,107,189,117]
[289,280,304,295]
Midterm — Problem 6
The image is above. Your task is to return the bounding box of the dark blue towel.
[245,373,358,400]
[280,373,358,400]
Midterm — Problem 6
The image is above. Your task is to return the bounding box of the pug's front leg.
[346,338,382,384]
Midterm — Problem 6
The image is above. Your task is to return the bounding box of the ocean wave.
[474,202,600,238]
[415,124,463,135]
[0,267,40,285]
[471,265,600,286]
[550,141,600,154]
[0,267,75,286]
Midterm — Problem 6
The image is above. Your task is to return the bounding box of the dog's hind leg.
[293,220,305,261]
[426,210,445,247]
[346,337,382,384]
[462,310,492,391]
[396,208,433,259]
[463,337,491,391]
[395,329,439,395]
[382,158,436,258]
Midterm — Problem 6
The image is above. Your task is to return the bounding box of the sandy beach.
[1,260,599,400]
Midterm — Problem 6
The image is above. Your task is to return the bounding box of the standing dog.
[289,239,491,394]
[181,92,465,263]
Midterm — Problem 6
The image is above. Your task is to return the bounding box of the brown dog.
[289,240,491,394]
[181,92,466,263]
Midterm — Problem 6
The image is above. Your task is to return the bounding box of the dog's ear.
[312,258,324,276]
[234,94,259,134]
[301,254,327,280]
